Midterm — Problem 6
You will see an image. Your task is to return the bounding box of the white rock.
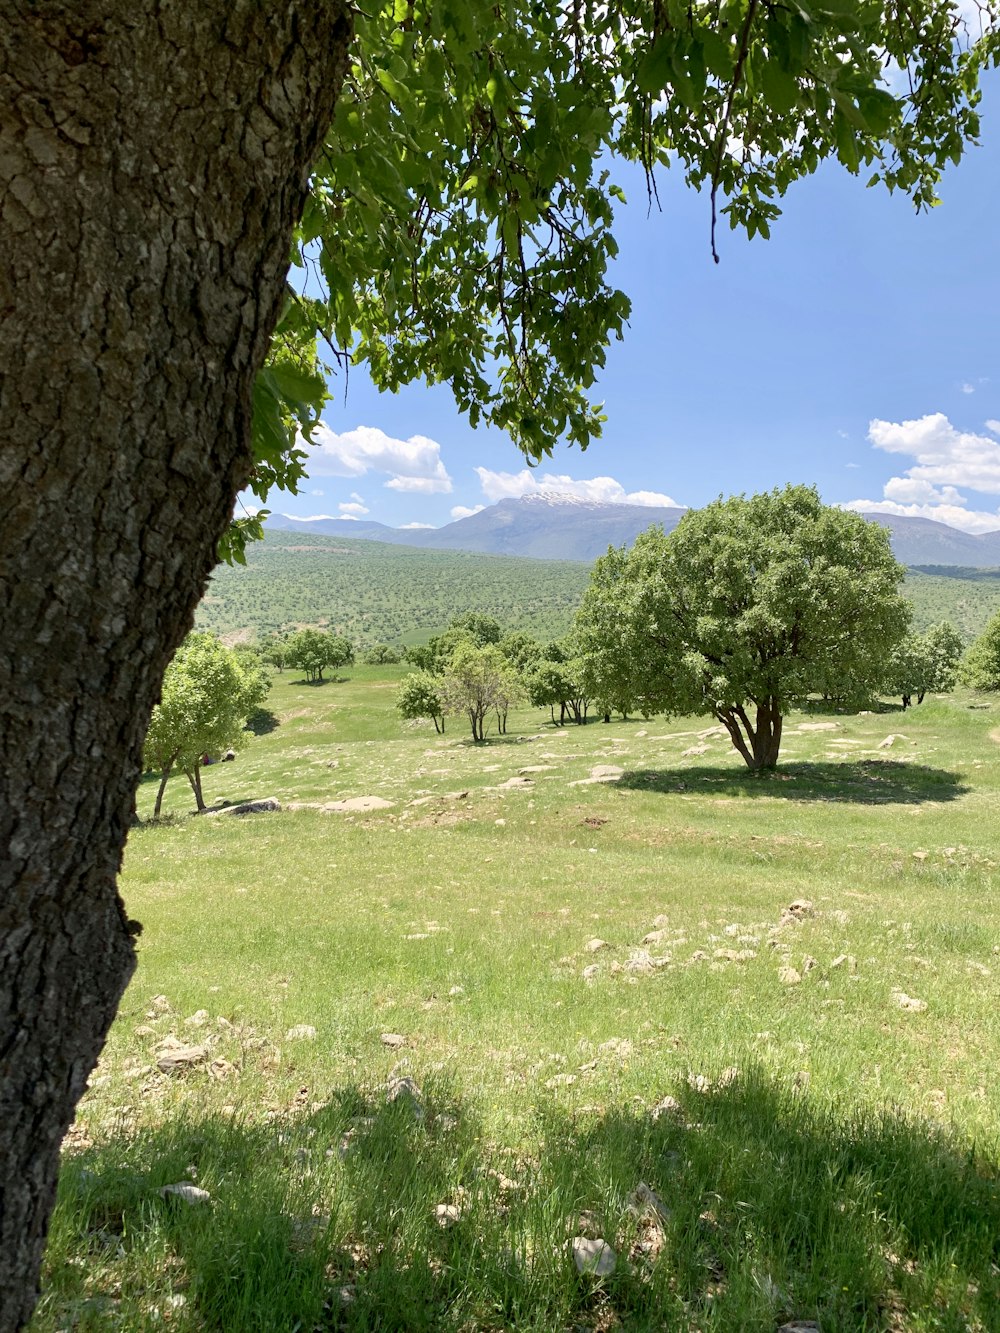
[681,744,709,757]
[285,1025,317,1041]
[892,990,928,1013]
[590,764,624,780]
[324,796,395,812]
[581,964,600,980]
[642,929,668,945]
[572,1236,616,1277]
[156,1044,208,1074]
[778,967,802,986]
[159,1183,211,1205]
[585,938,609,953]
[380,1033,406,1048]
[796,721,839,732]
[434,1203,463,1227]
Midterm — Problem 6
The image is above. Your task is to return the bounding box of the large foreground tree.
[2,2,997,1323]
[577,487,911,769]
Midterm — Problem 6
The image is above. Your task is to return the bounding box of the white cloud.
[843,498,1000,535]
[350,491,365,503]
[845,462,860,469]
[451,504,486,520]
[961,382,975,394]
[304,424,452,494]
[309,489,324,497]
[844,412,1000,533]
[399,521,436,529]
[474,467,681,507]
[339,500,369,516]
[868,413,1000,493]
[987,420,1000,436]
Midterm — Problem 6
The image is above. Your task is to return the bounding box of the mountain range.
[265,492,1000,568]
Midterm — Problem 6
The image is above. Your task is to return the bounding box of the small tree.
[449,612,502,646]
[441,643,522,742]
[577,486,909,770]
[499,630,543,673]
[144,633,271,815]
[364,642,402,665]
[396,671,446,733]
[526,655,591,725]
[960,612,1000,692]
[286,628,354,681]
[885,622,963,709]
[262,635,292,673]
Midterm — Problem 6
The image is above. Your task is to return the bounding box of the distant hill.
[267,494,1000,567]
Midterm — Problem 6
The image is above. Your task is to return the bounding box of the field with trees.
[194,530,1000,651]
[37,662,1000,1331]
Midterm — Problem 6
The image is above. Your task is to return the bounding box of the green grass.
[35,673,1000,1331]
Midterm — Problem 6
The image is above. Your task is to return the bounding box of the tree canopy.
[577,485,910,769]
[285,628,355,682]
[960,610,1000,691]
[230,0,1000,558]
[143,633,270,815]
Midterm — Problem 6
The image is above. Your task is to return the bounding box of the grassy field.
[37,671,1000,1332]
[193,531,1000,648]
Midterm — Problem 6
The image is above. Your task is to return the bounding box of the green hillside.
[196,531,1000,647]
[195,530,590,645]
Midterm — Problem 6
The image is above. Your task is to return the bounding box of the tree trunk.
[186,765,206,813]
[0,6,351,1326]
[153,762,175,819]
[719,699,783,770]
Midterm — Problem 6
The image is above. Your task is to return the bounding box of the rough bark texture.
[0,4,351,1326]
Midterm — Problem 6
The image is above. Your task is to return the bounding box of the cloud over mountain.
[303,424,452,494]
[474,467,680,507]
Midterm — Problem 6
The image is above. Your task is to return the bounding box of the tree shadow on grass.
[619,760,969,805]
[245,707,280,736]
[43,1070,999,1332]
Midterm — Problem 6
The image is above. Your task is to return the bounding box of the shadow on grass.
[42,1071,999,1332]
[619,760,969,805]
[246,708,280,736]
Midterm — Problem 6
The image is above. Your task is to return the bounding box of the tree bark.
[186,765,206,813]
[152,761,176,820]
[0,5,351,1326]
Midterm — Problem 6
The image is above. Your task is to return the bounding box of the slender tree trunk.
[186,765,206,813]
[153,761,176,819]
[0,6,351,1326]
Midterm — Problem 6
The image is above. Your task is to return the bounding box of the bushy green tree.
[286,628,354,681]
[364,643,403,665]
[396,671,446,733]
[448,612,502,646]
[577,486,909,770]
[441,643,522,742]
[886,621,964,708]
[499,630,543,673]
[960,612,1000,692]
[144,633,271,815]
[527,652,592,725]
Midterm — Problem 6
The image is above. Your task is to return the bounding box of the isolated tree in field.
[396,671,446,734]
[577,487,910,770]
[960,612,1000,691]
[886,621,964,708]
[4,4,997,1323]
[286,628,354,681]
[364,643,402,665]
[263,636,292,673]
[144,634,271,816]
[442,644,522,742]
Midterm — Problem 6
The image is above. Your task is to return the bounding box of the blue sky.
[273,80,1000,534]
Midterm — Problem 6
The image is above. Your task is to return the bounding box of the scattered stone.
[642,929,668,945]
[434,1203,463,1227]
[448,985,465,996]
[778,967,802,986]
[585,938,609,953]
[714,948,756,962]
[650,1095,681,1120]
[892,990,928,1013]
[285,1024,317,1042]
[625,951,655,975]
[206,798,281,816]
[697,725,728,739]
[689,949,708,962]
[627,1181,671,1225]
[380,1033,406,1049]
[159,1183,211,1205]
[494,819,506,827]
[156,1044,208,1074]
[590,764,624,780]
[802,955,819,974]
[598,1037,633,1059]
[572,1236,616,1278]
[785,899,814,918]
[87,1075,110,1091]
[499,775,534,789]
[830,954,849,970]
[778,1324,821,1333]
[209,1058,236,1080]
[519,765,555,774]
[150,995,171,1013]
[184,1010,210,1028]
[134,1025,156,1038]
[878,734,904,749]
[652,914,670,928]
[912,850,929,861]
[797,721,839,732]
[581,964,600,980]
[387,1075,424,1115]
[681,744,709,757]
[324,796,394,812]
